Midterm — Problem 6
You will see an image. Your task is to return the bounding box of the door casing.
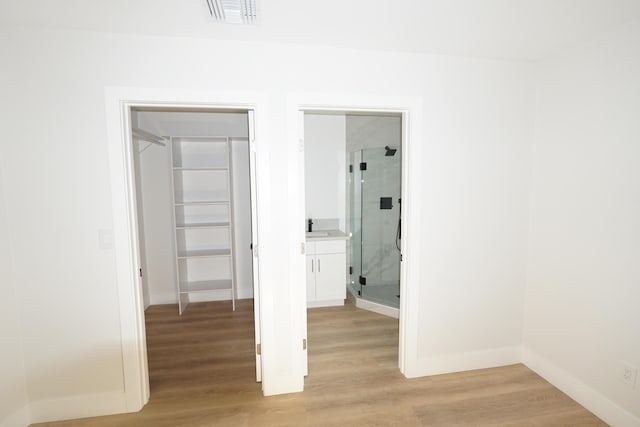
[288,92,423,380]
[105,87,268,411]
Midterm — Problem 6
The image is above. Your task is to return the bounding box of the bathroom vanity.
[305,230,348,307]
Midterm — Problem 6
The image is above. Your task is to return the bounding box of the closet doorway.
[128,106,262,403]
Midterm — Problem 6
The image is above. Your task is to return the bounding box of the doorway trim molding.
[105,87,269,411]
[286,92,423,377]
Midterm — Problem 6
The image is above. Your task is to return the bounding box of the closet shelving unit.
[169,136,236,314]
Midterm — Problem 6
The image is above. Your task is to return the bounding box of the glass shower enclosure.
[349,146,402,308]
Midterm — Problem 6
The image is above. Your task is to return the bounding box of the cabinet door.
[315,252,346,301]
[306,255,316,302]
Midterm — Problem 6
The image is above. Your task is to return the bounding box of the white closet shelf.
[174,200,229,206]
[179,280,233,293]
[173,167,228,171]
[175,221,231,229]
[177,248,231,258]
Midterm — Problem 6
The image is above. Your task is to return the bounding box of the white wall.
[304,114,346,231]
[231,138,254,299]
[1,29,125,425]
[346,115,402,152]
[134,139,176,306]
[0,156,30,427]
[1,25,533,422]
[524,20,640,425]
[414,57,533,373]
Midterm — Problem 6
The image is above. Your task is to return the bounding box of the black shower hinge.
[360,162,367,171]
[349,164,353,173]
[359,275,367,285]
[349,266,353,275]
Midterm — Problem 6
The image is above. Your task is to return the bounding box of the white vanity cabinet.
[306,239,346,307]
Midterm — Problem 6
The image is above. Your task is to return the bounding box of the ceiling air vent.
[206,0,257,24]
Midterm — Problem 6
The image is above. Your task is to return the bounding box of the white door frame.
[287,93,423,377]
[105,87,268,411]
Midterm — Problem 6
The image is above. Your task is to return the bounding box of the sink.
[306,231,329,237]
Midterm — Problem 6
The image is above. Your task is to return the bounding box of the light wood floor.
[34,299,605,426]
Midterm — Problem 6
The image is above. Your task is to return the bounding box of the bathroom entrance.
[301,111,402,316]
[299,107,408,380]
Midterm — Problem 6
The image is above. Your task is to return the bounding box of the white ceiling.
[4,0,640,61]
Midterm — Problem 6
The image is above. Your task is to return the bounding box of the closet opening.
[128,106,262,404]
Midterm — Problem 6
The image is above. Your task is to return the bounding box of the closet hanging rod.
[132,127,167,146]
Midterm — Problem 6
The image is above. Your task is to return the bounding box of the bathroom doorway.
[300,108,406,378]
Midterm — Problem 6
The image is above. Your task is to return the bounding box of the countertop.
[305,229,349,241]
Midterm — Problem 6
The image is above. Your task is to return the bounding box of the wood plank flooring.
[33,299,605,426]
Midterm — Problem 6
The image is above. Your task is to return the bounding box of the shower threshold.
[347,285,399,319]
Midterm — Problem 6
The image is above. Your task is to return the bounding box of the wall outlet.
[621,363,638,388]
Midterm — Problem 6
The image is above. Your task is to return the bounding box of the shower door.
[350,146,401,308]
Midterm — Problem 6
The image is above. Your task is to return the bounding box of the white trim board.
[28,392,126,424]
[406,347,523,378]
[351,293,400,319]
[0,406,29,427]
[286,92,423,379]
[148,293,255,306]
[523,348,640,427]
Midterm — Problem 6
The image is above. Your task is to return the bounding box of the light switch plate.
[99,229,114,250]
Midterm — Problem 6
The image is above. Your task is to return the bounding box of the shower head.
[385,145,397,156]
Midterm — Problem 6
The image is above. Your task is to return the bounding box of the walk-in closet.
[131,109,255,314]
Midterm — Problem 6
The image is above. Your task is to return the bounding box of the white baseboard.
[149,291,177,305]
[0,405,29,427]
[236,287,254,299]
[188,289,232,303]
[28,391,127,424]
[149,289,254,306]
[150,289,255,305]
[404,346,522,378]
[353,296,398,319]
[522,348,640,427]
[307,299,344,308]
[189,289,254,303]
